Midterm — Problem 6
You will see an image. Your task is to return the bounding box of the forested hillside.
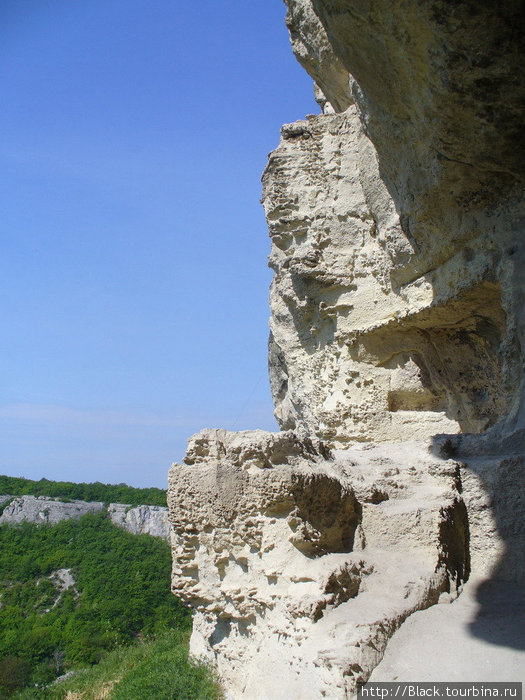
[0,510,219,699]
[0,475,166,507]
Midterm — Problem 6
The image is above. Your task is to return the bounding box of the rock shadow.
[431,432,525,651]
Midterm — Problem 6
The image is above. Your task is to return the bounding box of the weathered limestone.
[265,108,518,445]
[169,430,468,697]
[0,496,104,525]
[284,0,352,114]
[168,0,524,696]
[107,503,170,539]
[279,0,524,450]
[0,496,170,539]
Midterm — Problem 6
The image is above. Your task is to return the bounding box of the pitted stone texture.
[183,428,331,470]
[280,0,524,448]
[168,431,468,698]
[169,1,524,695]
[264,109,515,447]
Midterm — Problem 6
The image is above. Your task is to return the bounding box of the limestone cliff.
[0,496,105,525]
[107,502,170,539]
[170,432,469,697]
[0,496,170,539]
[269,0,524,450]
[168,2,524,697]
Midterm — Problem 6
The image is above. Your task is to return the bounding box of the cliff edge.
[168,2,524,696]
[0,496,170,539]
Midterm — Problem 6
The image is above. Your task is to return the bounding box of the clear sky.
[0,0,315,488]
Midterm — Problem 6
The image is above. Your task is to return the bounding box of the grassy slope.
[0,511,221,698]
[16,630,221,700]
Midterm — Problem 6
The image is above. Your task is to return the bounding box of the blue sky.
[0,0,315,487]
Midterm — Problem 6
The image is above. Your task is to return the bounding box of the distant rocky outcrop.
[0,496,105,525]
[168,1,524,697]
[0,495,170,540]
[107,503,170,539]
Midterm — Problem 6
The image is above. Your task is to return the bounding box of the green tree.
[0,656,31,697]
[0,511,190,694]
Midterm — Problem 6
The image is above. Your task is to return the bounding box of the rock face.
[107,503,170,539]
[265,108,518,445]
[169,431,468,697]
[0,496,105,525]
[168,1,524,696]
[272,0,524,450]
[0,496,170,539]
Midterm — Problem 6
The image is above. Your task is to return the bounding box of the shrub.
[0,656,31,697]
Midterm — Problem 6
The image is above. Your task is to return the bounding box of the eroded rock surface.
[265,107,519,446]
[0,496,170,539]
[168,0,524,696]
[277,0,524,451]
[107,503,170,539]
[0,496,104,525]
[169,431,469,697]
